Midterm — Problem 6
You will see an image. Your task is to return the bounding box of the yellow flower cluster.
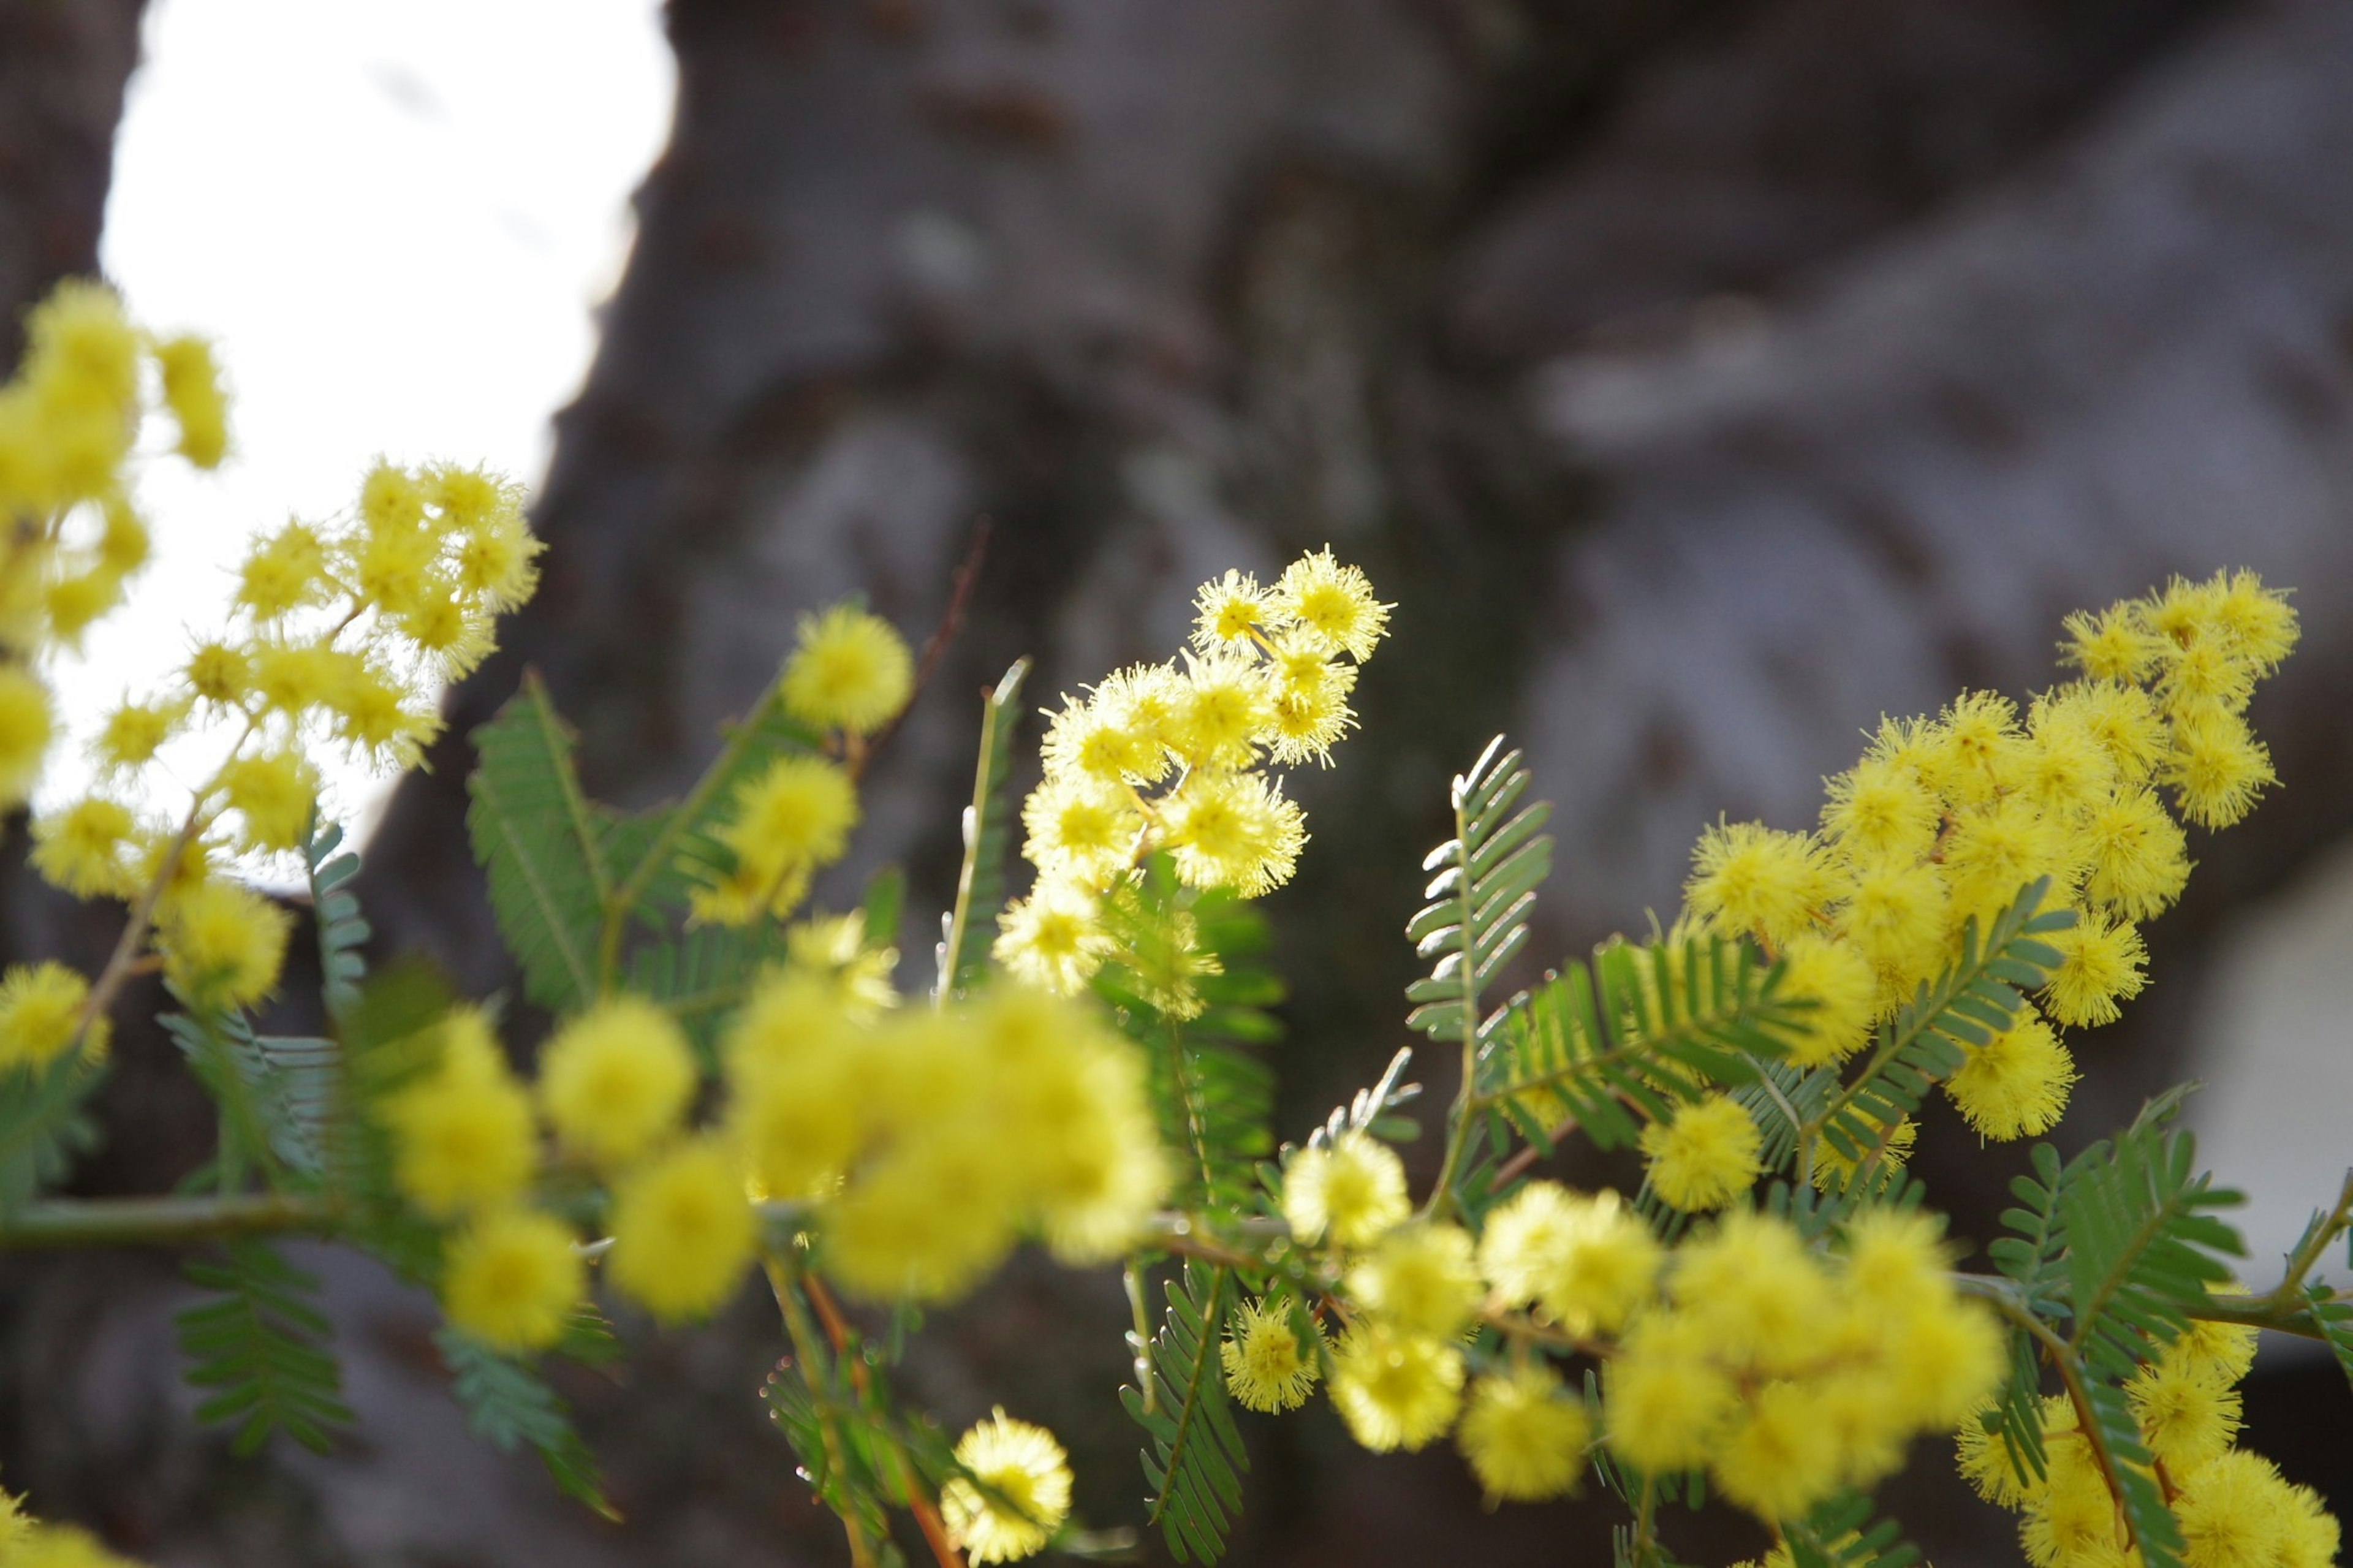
[1677,573,2294,1169]
[995,549,1389,1001]
[383,927,1170,1343]
[1960,1309,2336,1568]
[0,281,542,1079]
[1606,1209,2002,1523]
[690,605,910,925]
[1257,1147,1657,1501]
[726,968,1169,1300]
[941,1409,1074,1564]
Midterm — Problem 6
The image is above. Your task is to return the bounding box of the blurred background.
[4,0,2353,1562]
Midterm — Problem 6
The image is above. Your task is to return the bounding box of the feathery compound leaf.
[1812,879,2071,1178]
[1490,934,1805,1159]
[306,815,369,1026]
[466,672,611,1011]
[627,922,789,1068]
[1405,737,1552,1050]
[2306,1283,2353,1396]
[1121,1262,1245,1564]
[436,1328,617,1520]
[1784,1491,1921,1568]
[2058,1110,2245,1381]
[1099,865,1277,1212]
[162,1005,322,1185]
[176,1239,352,1456]
[937,657,1029,1000]
[0,1057,105,1218]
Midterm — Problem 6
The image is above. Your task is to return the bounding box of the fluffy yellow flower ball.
[605,1138,758,1322]
[941,1410,1072,1564]
[781,604,914,736]
[157,878,292,1012]
[441,1207,585,1353]
[538,996,697,1169]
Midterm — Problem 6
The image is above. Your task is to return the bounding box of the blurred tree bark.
[13,0,2353,1563]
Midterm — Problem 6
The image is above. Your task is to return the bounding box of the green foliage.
[627,922,786,1067]
[1404,735,1551,1051]
[1096,860,1278,1213]
[1984,1096,2248,1568]
[1784,1493,1921,1568]
[161,1003,319,1186]
[176,1238,353,1456]
[2306,1282,2353,1396]
[1493,933,1806,1161]
[0,1056,104,1219]
[467,672,611,1011]
[307,816,369,1025]
[1121,1262,1245,1564]
[1808,881,2071,1182]
[437,1327,616,1520]
[935,658,1028,1000]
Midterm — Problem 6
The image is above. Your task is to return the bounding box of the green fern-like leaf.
[935,658,1029,999]
[177,1238,353,1455]
[162,1004,320,1185]
[437,1327,617,1519]
[2305,1282,2353,1396]
[306,815,369,1025]
[1491,933,1805,1161]
[1783,1491,1921,1568]
[627,922,788,1067]
[1098,867,1278,1213]
[466,672,612,1011]
[2058,1113,2245,1380]
[1121,1262,1245,1564]
[1809,880,2071,1184]
[0,1057,105,1218]
[1404,735,1552,1050]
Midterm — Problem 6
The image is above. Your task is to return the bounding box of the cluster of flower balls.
[1222,1127,2003,1524]
[1958,1306,2337,1568]
[1631,572,2298,1214]
[382,939,1169,1352]
[0,280,544,1077]
[992,549,1389,1004]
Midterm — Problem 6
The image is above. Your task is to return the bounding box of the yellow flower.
[1639,1096,1762,1213]
[1670,1210,1834,1376]
[2079,786,2190,919]
[1715,1382,1844,1523]
[1273,547,1390,662]
[1944,1012,2075,1140]
[1167,649,1273,771]
[385,1013,537,1218]
[0,962,96,1069]
[31,798,141,900]
[1836,858,1950,988]
[218,749,320,854]
[2166,703,2276,829]
[2126,1355,2241,1474]
[781,604,914,736]
[1920,691,2026,806]
[1347,1222,1482,1339]
[1161,768,1306,898]
[1040,675,1173,788]
[1776,933,1877,1066]
[539,996,697,1169]
[1221,1295,1323,1412]
[1191,567,1271,651]
[95,698,184,773]
[1330,1320,1465,1452]
[1604,1315,1738,1474]
[699,755,858,923]
[1457,1363,1591,1505]
[154,333,229,468]
[157,879,292,1011]
[2040,910,2148,1028]
[1019,774,1140,886]
[1281,1129,1409,1248]
[1685,820,1828,950]
[1262,632,1360,767]
[1820,757,1939,864]
[2063,603,2166,684]
[0,664,55,807]
[234,521,331,620]
[993,879,1114,995]
[606,1138,759,1321]
[184,640,251,706]
[941,1410,1072,1564]
[2175,1450,2305,1568]
[1810,1113,1916,1193]
[441,1206,585,1353]
[1477,1181,1660,1336]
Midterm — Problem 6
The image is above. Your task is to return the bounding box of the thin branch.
[0,1193,336,1250]
[858,515,992,779]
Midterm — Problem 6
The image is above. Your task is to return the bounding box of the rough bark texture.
[9,0,2353,1562]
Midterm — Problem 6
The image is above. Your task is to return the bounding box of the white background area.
[48,0,673,836]
[45,0,2353,1327]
